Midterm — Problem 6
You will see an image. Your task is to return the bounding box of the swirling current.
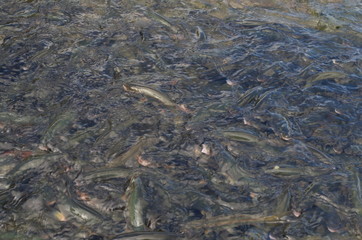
[0,0,361,239]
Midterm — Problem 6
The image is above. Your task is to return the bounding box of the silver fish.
[111,231,182,240]
[126,175,148,231]
[123,84,176,107]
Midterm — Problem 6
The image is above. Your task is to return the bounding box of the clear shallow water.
[0,0,361,239]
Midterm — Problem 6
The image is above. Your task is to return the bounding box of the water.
[0,0,361,239]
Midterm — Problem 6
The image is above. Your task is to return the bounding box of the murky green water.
[1,0,361,239]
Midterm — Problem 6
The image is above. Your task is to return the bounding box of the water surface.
[0,0,361,239]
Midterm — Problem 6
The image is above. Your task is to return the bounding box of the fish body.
[126,175,148,231]
[82,167,134,182]
[107,136,159,168]
[123,84,176,107]
[265,165,334,178]
[146,10,179,33]
[196,26,207,41]
[223,130,260,143]
[112,231,181,240]
[184,213,293,229]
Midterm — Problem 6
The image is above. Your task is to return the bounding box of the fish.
[55,195,106,222]
[68,197,106,221]
[126,175,148,231]
[304,71,347,87]
[195,26,207,41]
[306,144,335,165]
[123,84,177,107]
[264,165,334,178]
[106,136,159,168]
[238,86,265,106]
[275,188,291,215]
[111,231,182,240]
[184,213,294,229]
[41,111,77,145]
[146,10,180,33]
[222,129,260,143]
[82,167,135,182]
[64,176,107,221]
[6,153,64,177]
[264,165,302,177]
